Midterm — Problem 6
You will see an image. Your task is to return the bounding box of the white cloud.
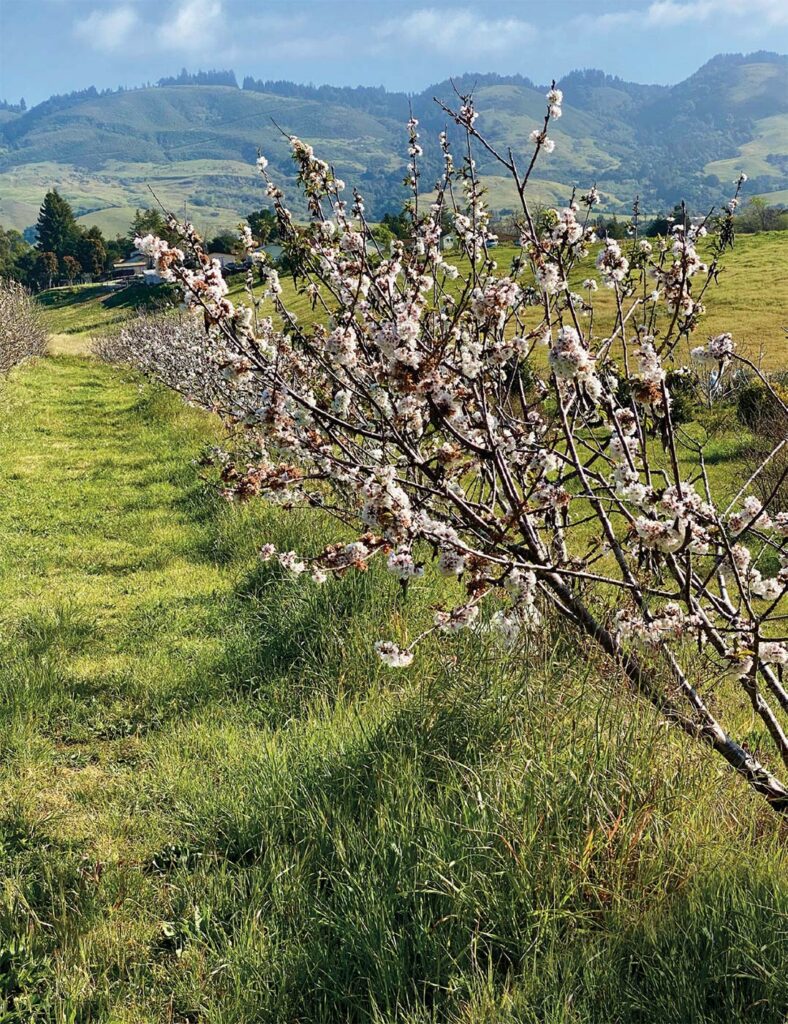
[647,0,787,25]
[576,0,787,33]
[646,1,714,25]
[158,0,225,52]
[73,6,139,53]
[377,8,537,57]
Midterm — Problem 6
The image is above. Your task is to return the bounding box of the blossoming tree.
[0,279,47,374]
[123,86,788,811]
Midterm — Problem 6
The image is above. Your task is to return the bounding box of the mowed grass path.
[0,357,786,1022]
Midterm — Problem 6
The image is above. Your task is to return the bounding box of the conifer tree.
[35,190,80,264]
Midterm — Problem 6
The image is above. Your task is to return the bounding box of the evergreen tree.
[246,208,277,245]
[35,190,80,264]
[129,208,180,247]
[646,203,688,237]
[207,231,240,254]
[77,226,108,277]
[105,235,134,266]
[380,209,410,240]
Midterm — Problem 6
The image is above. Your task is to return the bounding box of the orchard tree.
[120,94,788,813]
[0,280,47,373]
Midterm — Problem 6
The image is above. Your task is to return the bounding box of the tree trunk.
[546,574,788,813]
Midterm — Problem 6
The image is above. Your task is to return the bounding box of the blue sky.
[1,0,787,107]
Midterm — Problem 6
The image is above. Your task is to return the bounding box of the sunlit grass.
[0,355,785,1021]
[36,231,787,368]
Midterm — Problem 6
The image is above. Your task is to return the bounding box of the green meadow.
[37,232,788,370]
[0,356,786,1023]
[0,227,785,1021]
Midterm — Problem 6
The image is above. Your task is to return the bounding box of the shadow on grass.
[102,283,177,311]
[35,285,112,310]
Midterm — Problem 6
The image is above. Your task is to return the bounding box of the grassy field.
[565,231,788,370]
[37,283,177,355]
[0,343,786,1021]
[35,231,788,368]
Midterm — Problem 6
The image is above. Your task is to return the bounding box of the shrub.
[0,279,47,373]
[737,372,788,514]
[737,374,788,429]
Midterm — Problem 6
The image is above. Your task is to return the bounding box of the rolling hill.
[0,52,786,235]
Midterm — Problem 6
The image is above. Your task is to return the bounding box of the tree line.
[0,187,783,293]
[0,191,282,290]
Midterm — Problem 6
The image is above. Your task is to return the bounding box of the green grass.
[480,233,787,371]
[0,355,786,1021]
[34,229,787,365]
[565,231,788,371]
[36,282,177,353]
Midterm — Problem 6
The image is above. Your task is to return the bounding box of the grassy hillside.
[2,53,785,234]
[0,355,785,1021]
[705,113,788,182]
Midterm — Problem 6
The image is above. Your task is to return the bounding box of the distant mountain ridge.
[0,52,785,234]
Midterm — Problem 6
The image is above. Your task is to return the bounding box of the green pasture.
[0,346,784,1020]
[35,231,787,370]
